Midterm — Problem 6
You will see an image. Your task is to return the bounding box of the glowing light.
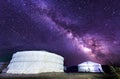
[81,45,92,53]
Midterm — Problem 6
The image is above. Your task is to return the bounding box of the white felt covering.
[78,61,103,72]
[6,51,64,74]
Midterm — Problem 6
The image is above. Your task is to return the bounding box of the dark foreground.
[0,72,118,79]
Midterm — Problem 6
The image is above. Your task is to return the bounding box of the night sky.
[0,0,120,66]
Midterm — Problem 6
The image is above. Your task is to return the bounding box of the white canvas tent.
[6,51,64,74]
[78,61,103,72]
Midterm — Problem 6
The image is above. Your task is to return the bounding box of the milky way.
[0,0,120,66]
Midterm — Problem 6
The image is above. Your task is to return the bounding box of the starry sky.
[0,0,120,66]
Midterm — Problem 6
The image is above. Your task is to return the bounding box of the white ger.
[78,61,103,72]
[6,51,64,74]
